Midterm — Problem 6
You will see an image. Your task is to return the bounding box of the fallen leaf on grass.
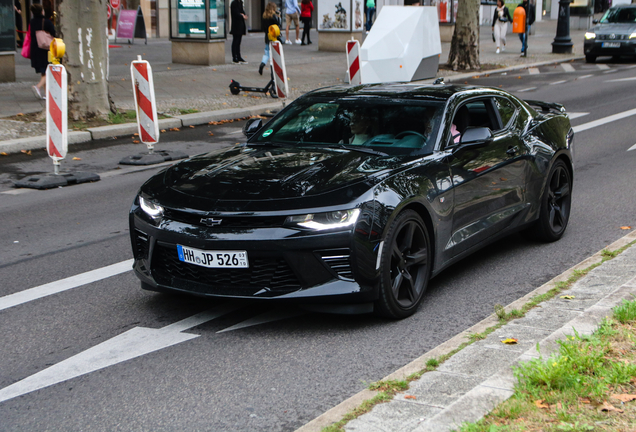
[580,397,591,404]
[534,400,550,409]
[17,113,24,116]
[560,295,575,300]
[620,226,631,230]
[132,140,140,144]
[611,394,636,403]
[556,402,562,410]
[599,401,623,413]
[404,395,417,400]
[21,150,32,155]
[72,157,82,161]
[502,338,518,345]
[189,125,195,128]
[0,152,8,156]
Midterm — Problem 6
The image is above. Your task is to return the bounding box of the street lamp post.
[552,0,574,53]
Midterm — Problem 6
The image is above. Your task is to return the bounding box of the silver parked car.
[584,4,636,63]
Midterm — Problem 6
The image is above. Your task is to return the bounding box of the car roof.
[302,83,504,102]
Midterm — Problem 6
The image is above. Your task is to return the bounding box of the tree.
[446,0,480,71]
[57,0,113,120]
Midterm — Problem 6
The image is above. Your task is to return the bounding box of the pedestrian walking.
[259,2,281,75]
[491,0,512,54]
[14,0,23,48]
[365,0,376,33]
[300,0,313,45]
[517,0,535,54]
[29,4,55,100]
[230,0,248,64]
[284,0,301,45]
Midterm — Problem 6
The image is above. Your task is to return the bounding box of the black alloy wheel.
[375,210,432,319]
[528,159,572,242]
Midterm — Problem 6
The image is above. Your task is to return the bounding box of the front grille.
[319,249,354,280]
[151,244,302,294]
[134,229,150,259]
[163,209,286,228]
[597,34,628,40]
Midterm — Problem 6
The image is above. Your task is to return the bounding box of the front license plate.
[177,245,249,268]
[602,42,620,48]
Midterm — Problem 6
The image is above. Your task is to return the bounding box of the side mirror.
[459,127,493,146]
[242,118,263,138]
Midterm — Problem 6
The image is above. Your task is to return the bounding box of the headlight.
[139,196,164,221]
[630,32,636,39]
[584,32,596,40]
[285,209,361,231]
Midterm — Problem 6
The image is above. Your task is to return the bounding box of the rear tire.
[525,160,572,242]
[375,210,432,319]
[585,54,596,63]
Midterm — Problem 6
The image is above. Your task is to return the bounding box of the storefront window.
[170,0,226,39]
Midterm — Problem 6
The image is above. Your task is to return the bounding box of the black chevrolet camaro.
[130,83,574,319]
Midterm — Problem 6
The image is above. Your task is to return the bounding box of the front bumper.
[130,209,382,304]
[584,39,636,57]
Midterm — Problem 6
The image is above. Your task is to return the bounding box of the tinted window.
[494,98,516,129]
[600,7,636,23]
[252,98,445,155]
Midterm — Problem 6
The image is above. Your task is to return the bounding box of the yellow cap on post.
[50,38,65,64]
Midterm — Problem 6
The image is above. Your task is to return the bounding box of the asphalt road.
[0,59,635,431]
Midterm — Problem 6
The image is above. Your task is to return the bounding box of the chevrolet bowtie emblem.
[200,218,223,226]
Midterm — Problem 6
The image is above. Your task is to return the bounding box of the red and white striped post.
[131,56,159,153]
[346,39,361,85]
[46,64,68,175]
[270,41,289,99]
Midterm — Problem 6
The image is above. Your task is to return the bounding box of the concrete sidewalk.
[0,18,589,149]
[299,232,636,432]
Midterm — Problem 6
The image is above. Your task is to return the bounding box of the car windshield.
[600,7,636,23]
[250,97,445,155]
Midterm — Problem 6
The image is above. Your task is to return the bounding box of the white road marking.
[627,65,636,69]
[596,64,610,70]
[528,68,540,75]
[99,161,175,179]
[0,259,133,312]
[628,143,636,151]
[572,107,636,133]
[577,74,593,79]
[567,112,589,120]
[605,77,636,83]
[0,304,241,404]
[561,63,575,72]
[1,189,35,195]
[216,309,305,333]
[550,80,567,85]
[603,69,618,74]
[227,129,244,135]
[517,87,536,92]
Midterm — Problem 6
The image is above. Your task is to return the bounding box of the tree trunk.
[447,0,480,71]
[57,0,113,120]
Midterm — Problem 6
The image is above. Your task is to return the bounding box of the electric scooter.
[229,68,278,98]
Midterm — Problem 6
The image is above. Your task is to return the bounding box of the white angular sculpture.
[360,6,442,84]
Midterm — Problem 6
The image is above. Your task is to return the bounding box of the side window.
[494,98,517,129]
[450,99,498,145]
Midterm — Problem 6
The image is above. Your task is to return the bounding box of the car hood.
[591,23,636,34]
[143,145,405,210]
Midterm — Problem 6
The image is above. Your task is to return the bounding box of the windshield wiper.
[328,144,388,156]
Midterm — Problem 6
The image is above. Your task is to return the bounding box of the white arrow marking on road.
[628,143,636,151]
[517,87,536,92]
[0,259,133,312]
[567,112,589,120]
[216,308,305,333]
[572,108,636,134]
[605,77,636,83]
[0,304,241,404]
[561,63,575,73]
[577,74,593,80]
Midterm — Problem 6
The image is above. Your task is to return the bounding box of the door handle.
[506,146,518,156]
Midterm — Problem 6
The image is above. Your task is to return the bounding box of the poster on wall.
[318,0,353,31]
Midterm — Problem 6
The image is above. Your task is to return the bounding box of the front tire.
[375,210,432,319]
[585,54,596,63]
[526,160,572,242]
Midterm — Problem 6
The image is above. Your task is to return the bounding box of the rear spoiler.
[524,99,567,114]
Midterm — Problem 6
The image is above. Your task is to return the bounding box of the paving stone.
[508,304,581,331]
[402,371,481,408]
[346,400,441,432]
[436,345,520,379]
[481,325,552,353]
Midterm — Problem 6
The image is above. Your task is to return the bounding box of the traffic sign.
[111,0,120,9]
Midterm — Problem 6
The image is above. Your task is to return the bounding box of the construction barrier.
[270,41,289,99]
[46,63,68,173]
[130,56,159,151]
[346,40,361,85]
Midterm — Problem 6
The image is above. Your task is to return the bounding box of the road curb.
[296,229,636,432]
[0,102,284,155]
